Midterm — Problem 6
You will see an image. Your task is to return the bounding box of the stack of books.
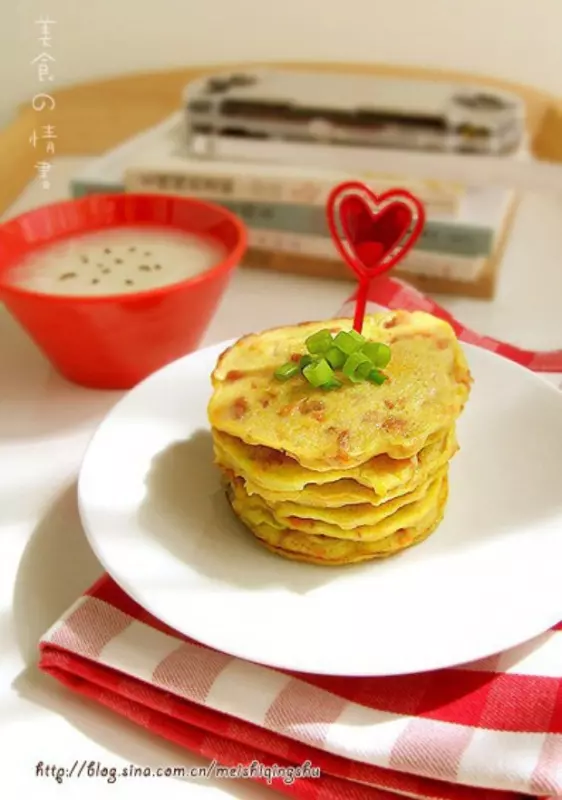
[70,113,517,298]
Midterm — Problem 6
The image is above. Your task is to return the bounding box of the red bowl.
[0,193,247,389]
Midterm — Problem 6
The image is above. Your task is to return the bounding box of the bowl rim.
[0,192,248,305]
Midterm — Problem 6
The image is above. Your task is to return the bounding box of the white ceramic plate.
[78,340,562,676]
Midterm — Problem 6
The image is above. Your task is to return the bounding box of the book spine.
[219,199,493,257]
[126,168,459,216]
[71,180,125,198]
[247,229,486,283]
[126,173,494,256]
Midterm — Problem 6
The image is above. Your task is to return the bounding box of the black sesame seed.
[59,272,77,281]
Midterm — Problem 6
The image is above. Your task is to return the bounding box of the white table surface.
[1,158,562,799]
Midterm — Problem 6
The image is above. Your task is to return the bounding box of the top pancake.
[208,309,472,471]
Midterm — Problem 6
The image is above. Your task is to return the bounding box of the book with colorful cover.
[124,177,512,258]
[245,229,488,283]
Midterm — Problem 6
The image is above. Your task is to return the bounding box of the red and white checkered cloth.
[39,276,562,800]
[338,276,562,381]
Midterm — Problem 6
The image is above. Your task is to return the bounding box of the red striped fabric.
[41,577,541,800]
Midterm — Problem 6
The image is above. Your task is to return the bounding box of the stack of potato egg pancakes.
[208,309,472,566]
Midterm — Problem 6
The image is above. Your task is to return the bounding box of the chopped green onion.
[274,362,300,381]
[303,358,335,387]
[273,330,391,390]
[323,377,343,390]
[299,354,315,371]
[343,351,371,382]
[326,346,346,369]
[357,360,373,380]
[305,329,333,355]
[334,330,365,355]
[367,368,388,385]
[348,329,366,346]
[362,342,391,368]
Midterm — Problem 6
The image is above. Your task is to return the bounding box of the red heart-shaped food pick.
[326,181,426,332]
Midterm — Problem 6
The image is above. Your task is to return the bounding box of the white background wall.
[3,0,561,127]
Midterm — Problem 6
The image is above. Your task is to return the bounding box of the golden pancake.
[230,466,442,530]
[236,478,448,565]
[208,310,471,470]
[258,518,441,565]
[213,424,457,500]
[227,468,446,542]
